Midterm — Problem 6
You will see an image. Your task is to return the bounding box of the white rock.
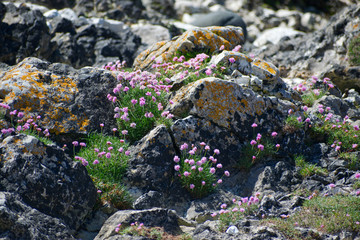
[44,9,60,19]
[89,18,128,34]
[253,27,305,47]
[226,225,239,235]
[58,8,78,22]
[3,1,49,13]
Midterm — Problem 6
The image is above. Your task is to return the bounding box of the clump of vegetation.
[238,124,279,171]
[294,154,328,178]
[73,130,132,209]
[348,34,360,66]
[263,194,360,239]
[114,222,192,240]
[213,193,262,232]
[174,142,230,199]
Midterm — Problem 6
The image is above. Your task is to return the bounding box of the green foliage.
[238,137,277,171]
[175,143,229,199]
[339,152,359,170]
[114,86,172,143]
[294,154,328,178]
[263,194,360,239]
[348,34,360,66]
[23,129,55,145]
[75,133,132,208]
[301,90,326,107]
[285,115,304,131]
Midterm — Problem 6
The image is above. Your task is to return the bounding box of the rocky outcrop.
[0,191,76,240]
[0,134,97,237]
[255,4,360,92]
[0,57,118,138]
[133,26,246,70]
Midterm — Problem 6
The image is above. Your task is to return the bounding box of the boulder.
[0,3,55,65]
[0,134,97,230]
[168,77,290,140]
[125,125,176,193]
[95,208,182,239]
[0,57,118,137]
[0,191,75,239]
[133,26,246,70]
[253,27,305,47]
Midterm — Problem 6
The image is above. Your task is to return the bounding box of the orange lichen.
[252,60,277,75]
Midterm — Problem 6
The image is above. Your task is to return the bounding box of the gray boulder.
[0,134,97,230]
[0,191,76,239]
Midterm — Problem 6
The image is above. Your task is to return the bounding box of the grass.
[339,152,359,170]
[263,194,360,239]
[294,154,328,179]
[284,115,304,132]
[348,34,360,66]
[116,223,192,240]
[301,90,326,107]
[75,132,132,209]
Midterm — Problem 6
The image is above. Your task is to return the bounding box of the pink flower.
[72,141,79,146]
[229,57,235,63]
[239,208,245,212]
[202,181,206,186]
[303,106,308,111]
[106,152,111,158]
[355,173,360,179]
[189,159,195,165]
[219,45,225,50]
[184,171,190,177]
[258,144,264,151]
[80,142,86,147]
[198,167,203,172]
[354,125,359,131]
[329,183,336,188]
[224,170,230,177]
[125,150,130,156]
[252,156,256,160]
[173,155,180,163]
[210,168,216,174]
[214,149,220,155]
[250,140,257,146]
[353,144,358,149]
[100,123,104,127]
[189,184,195,189]
[217,179,223,184]
[216,163,223,168]
[205,68,212,76]
[251,123,257,128]
[276,144,280,148]
[130,122,136,128]
[93,159,99,165]
[256,133,262,141]
[232,45,241,52]
[271,132,278,137]
[174,165,180,171]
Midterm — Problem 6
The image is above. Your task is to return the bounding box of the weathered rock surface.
[0,134,97,230]
[0,57,118,137]
[255,4,360,92]
[95,208,182,239]
[133,26,246,70]
[0,191,76,240]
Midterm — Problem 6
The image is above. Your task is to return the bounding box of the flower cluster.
[214,193,261,231]
[174,142,230,198]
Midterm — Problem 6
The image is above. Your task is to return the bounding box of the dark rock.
[95,208,182,239]
[126,125,176,193]
[0,3,55,65]
[0,134,97,230]
[48,16,76,35]
[133,191,165,210]
[0,191,75,239]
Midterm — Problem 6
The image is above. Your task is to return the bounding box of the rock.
[125,125,176,193]
[6,0,75,10]
[0,57,121,137]
[95,208,182,239]
[0,134,97,230]
[0,191,75,239]
[253,27,305,47]
[133,190,165,210]
[0,3,55,65]
[226,225,239,235]
[168,77,289,140]
[171,115,242,168]
[187,11,248,40]
[133,26,246,70]
[141,0,176,19]
[131,23,171,47]
[255,4,360,93]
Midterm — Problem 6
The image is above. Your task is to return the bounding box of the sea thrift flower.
[250,140,257,146]
[355,173,360,179]
[205,68,212,76]
[184,171,190,177]
[72,141,79,146]
[106,152,111,158]
[93,159,99,165]
[125,150,130,156]
[217,179,223,184]
[224,171,230,177]
[174,155,180,163]
[174,165,180,171]
[251,123,258,128]
[256,133,262,141]
[229,57,235,63]
[216,164,223,168]
[219,45,225,50]
[190,184,195,189]
[80,142,86,147]
[210,168,216,174]
[271,132,278,137]
[130,122,136,128]
[258,144,264,151]
[329,183,336,188]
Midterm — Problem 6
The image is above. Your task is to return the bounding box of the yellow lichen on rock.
[133,26,245,70]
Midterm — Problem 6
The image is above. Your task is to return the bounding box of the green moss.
[294,154,328,178]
